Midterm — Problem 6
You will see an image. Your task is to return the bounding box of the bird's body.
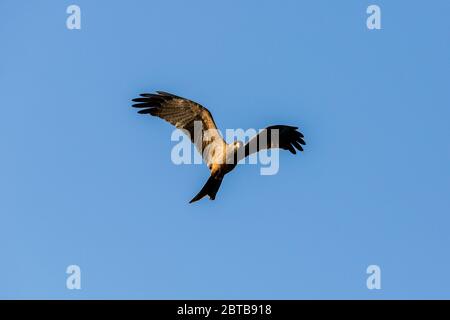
[132,91,305,203]
[207,143,239,175]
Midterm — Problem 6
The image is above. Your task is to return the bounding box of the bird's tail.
[189,175,223,204]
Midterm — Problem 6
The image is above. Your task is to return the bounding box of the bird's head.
[233,140,244,150]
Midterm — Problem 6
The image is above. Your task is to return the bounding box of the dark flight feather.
[236,125,306,162]
[132,91,225,159]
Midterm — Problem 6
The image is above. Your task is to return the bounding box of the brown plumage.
[132,91,306,203]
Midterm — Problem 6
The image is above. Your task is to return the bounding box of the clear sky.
[1,0,449,299]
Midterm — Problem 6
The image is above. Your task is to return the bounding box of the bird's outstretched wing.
[132,91,225,160]
[236,125,306,162]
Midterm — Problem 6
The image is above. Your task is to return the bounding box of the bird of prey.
[132,91,305,203]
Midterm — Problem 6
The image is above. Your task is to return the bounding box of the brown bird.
[132,91,305,203]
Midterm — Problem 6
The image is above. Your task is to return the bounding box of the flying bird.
[132,91,305,203]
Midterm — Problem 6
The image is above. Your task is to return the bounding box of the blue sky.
[1,0,449,299]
